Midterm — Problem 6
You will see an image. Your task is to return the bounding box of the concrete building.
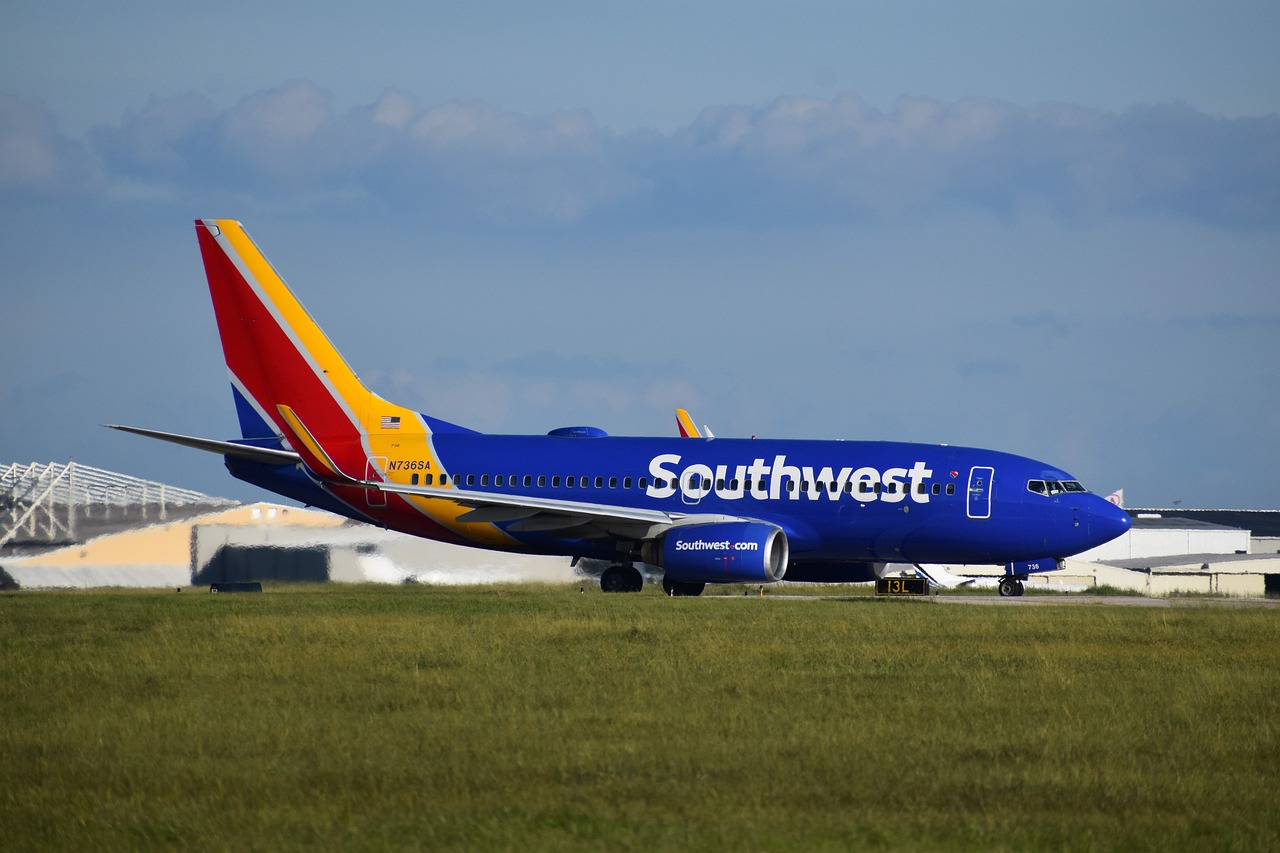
[951,510,1280,597]
[1,501,575,590]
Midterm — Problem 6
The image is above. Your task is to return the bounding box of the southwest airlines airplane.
[112,220,1130,597]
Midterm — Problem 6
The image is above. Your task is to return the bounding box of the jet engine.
[642,521,788,584]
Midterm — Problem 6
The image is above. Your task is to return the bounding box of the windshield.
[1027,479,1087,495]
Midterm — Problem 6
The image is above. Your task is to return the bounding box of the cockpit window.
[1029,478,1088,496]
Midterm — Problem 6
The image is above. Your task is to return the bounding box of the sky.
[2,1,1278,509]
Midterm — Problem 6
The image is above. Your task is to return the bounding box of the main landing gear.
[661,576,706,597]
[597,564,706,596]
[599,564,644,593]
[998,576,1026,597]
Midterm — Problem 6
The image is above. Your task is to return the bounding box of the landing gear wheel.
[662,576,706,597]
[999,577,1025,598]
[600,565,644,593]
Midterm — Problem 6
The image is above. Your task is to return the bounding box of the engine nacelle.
[644,522,789,584]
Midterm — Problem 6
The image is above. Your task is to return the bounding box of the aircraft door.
[679,468,710,506]
[967,466,994,519]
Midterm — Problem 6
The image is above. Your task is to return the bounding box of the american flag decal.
[380,415,401,429]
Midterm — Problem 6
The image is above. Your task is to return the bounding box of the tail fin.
[194,219,468,483]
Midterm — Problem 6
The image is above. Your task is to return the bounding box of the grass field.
[2,584,1277,851]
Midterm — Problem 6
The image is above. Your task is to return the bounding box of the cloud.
[650,94,1280,226]
[0,94,99,195]
[47,84,1280,227]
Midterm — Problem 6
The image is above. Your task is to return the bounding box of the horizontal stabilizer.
[106,425,300,466]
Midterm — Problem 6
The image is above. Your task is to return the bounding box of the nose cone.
[1087,497,1131,547]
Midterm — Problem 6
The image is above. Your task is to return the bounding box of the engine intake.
[644,521,789,584]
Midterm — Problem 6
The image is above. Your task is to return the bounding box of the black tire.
[662,576,707,597]
[998,577,1018,598]
[601,565,644,593]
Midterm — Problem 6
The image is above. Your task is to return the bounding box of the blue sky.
[2,2,1278,508]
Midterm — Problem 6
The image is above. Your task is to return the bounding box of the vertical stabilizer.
[196,219,384,480]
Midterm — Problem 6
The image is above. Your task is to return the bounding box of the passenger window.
[452,474,462,486]
[411,473,419,485]
[623,477,632,489]
[467,475,476,486]
[480,475,489,486]
[524,475,533,487]
[639,477,649,489]
[946,484,955,496]
[552,476,561,487]
[609,477,617,488]
[595,476,604,488]
[537,475,546,487]
[580,476,589,488]
[565,476,573,488]
[932,483,940,495]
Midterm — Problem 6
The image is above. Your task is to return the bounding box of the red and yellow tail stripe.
[195,219,515,547]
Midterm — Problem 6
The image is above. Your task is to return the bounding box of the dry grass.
[2,584,1277,850]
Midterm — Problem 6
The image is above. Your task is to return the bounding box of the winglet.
[675,408,701,438]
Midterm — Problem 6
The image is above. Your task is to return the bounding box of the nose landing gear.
[998,576,1026,597]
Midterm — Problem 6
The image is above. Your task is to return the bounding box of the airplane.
[110,219,1131,597]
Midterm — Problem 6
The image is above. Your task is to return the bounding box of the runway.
[712,592,1280,608]
[930,593,1280,608]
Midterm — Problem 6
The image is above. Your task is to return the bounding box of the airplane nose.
[1088,498,1131,546]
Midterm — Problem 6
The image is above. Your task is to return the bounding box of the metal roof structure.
[1,461,237,551]
[1127,508,1280,537]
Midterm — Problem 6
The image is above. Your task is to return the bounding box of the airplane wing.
[108,423,751,543]
[371,479,704,541]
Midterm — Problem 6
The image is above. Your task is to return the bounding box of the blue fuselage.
[230,432,1131,570]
